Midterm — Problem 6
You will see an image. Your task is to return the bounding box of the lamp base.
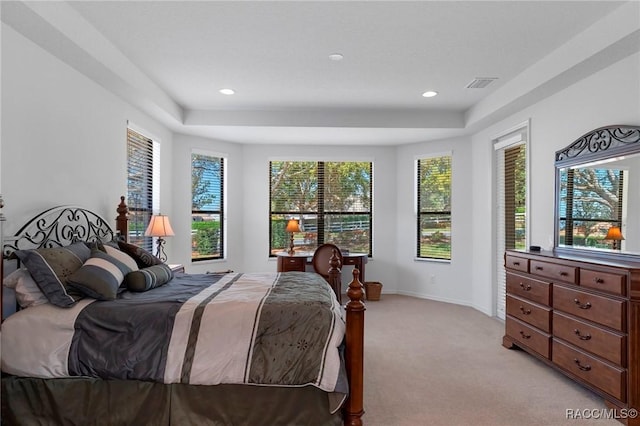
[288,233,295,255]
[155,237,168,262]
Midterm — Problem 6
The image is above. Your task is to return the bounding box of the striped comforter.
[1,272,347,405]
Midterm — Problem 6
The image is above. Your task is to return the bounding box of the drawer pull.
[519,306,531,315]
[513,261,520,266]
[535,266,543,271]
[559,272,568,277]
[519,331,531,339]
[573,329,592,340]
[573,299,592,310]
[519,282,532,291]
[573,358,592,372]
[594,277,605,284]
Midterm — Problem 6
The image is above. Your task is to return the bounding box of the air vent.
[466,77,498,89]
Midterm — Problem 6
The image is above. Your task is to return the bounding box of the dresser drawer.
[579,269,626,296]
[553,285,625,332]
[530,260,576,284]
[506,272,551,306]
[506,295,551,333]
[505,254,528,273]
[553,339,626,402]
[553,311,625,366]
[506,316,551,358]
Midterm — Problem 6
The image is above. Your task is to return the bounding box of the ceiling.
[2,1,637,145]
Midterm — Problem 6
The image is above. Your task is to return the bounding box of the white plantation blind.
[494,126,528,319]
[269,161,372,256]
[496,148,507,319]
[127,128,156,252]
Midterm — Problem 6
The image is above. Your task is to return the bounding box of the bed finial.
[116,196,129,242]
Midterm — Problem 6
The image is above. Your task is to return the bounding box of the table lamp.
[605,226,624,250]
[286,219,301,255]
[145,214,175,261]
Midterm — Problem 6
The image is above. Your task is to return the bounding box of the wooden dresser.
[503,249,640,423]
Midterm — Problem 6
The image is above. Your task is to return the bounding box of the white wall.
[1,24,174,248]
[470,52,640,316]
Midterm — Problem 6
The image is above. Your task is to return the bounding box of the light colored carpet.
[361,295,619,426]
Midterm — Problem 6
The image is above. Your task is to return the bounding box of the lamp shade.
[285,219,301,233]
[605,226,625,241]
[144,215,175,237]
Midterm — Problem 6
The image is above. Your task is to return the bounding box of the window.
[269,161,372,256]
[416,155,451,260]
[559,167,625,249]
[126,128,157,252]
[495,123,528,320]
[192,153,224,261]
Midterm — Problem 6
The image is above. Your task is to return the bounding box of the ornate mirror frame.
[554,125,640,262]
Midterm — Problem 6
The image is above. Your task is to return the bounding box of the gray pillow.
[14,242,91,307]
[67,250,134,300]
[125,264,174,292]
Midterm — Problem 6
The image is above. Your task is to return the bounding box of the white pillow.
[104,245,139,272]
[3,268,49,308]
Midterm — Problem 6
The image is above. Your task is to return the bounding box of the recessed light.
[219,88,235,95]
[422,91,438,98]
[328,53,344,61]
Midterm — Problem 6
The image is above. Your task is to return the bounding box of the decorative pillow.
[3,268,49,308]
[67,251,135,300]
[125,264,174,292]
[117,241,164,268]
[103,245,139,272]
[14,242,91,307]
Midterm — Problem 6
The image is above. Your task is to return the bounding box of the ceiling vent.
[466,77,498,89]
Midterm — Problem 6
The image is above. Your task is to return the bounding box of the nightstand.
[276,253,309,272]
[168,264,185,273]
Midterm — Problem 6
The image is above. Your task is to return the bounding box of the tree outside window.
[417,155,451,260]
[192,153,224,261]
[559,167,624,249]
[269,161,372,256]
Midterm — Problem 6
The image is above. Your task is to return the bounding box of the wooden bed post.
[328,248,342,304]
[116,196,129,242]
[344,268,365,426]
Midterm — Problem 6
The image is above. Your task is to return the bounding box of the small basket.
[364,282,383,301]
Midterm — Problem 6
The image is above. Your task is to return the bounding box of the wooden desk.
[276,252,369,283]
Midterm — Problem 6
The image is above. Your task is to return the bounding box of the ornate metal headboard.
[1,197,129,320]
[2,206,117,258]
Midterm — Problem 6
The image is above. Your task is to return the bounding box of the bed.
[0,197,365,425]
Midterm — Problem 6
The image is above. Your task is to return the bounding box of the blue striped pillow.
[67,251,134,300]
[125,264,174,292]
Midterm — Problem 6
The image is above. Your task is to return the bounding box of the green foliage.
[271,219,288,249]
[192,221,220,257]
[419,156,451,211]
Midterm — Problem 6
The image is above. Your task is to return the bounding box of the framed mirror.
[554,125,640,261]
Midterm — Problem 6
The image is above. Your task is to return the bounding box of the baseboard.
[385,290,494,317]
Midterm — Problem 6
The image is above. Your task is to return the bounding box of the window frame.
[191,150,226,262]
[268,160,373,257]
[416,153,452,261]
